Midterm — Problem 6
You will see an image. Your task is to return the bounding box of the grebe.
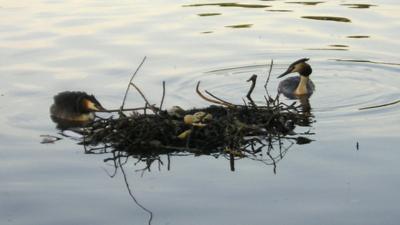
[277,58,315,99]
[50,91,105,122]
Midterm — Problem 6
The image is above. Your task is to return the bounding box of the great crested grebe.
[277,58,315,99]
[50,91,105,122]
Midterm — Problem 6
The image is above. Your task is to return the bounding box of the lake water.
[1,1,399,225]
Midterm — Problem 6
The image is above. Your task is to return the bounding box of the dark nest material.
[82,58,314,172]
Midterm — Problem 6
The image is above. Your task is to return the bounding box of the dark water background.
[1,1,399,225]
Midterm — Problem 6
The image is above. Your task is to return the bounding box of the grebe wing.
[278,76,300,94]
[307,79,315,94]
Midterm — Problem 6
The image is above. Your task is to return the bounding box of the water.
[1,0,399,224]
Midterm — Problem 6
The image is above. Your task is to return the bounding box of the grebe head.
[277,58,312,78]
[77,93,105,113]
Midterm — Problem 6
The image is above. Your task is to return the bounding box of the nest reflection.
[84,130,313,174]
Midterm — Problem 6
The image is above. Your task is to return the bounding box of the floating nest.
[84,102,311,153]
[77,60,314,171]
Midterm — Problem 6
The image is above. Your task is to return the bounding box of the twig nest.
[183,111,213,126]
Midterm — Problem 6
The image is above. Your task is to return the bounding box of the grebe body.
[278,76,315,99]
[277,58,315,99]
[50,91,104,122]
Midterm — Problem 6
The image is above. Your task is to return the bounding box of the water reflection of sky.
[1,0,400,225]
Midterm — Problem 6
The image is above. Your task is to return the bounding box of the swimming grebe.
[277,58,315,99]
[50,91,105,122]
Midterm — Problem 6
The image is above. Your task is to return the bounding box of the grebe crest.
[277,58,315,99]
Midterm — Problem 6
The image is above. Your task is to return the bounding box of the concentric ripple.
[168,58,400,121]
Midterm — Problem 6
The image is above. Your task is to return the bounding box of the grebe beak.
[277,67,293,78]
[277,58,310,78]
[84,99,106,111]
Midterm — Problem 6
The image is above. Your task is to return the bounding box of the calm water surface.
[1,1,400,225]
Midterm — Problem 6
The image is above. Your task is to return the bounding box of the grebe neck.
[294,75,309,95]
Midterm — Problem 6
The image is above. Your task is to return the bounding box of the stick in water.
[120,56,147,111]
[359,99,400,110]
